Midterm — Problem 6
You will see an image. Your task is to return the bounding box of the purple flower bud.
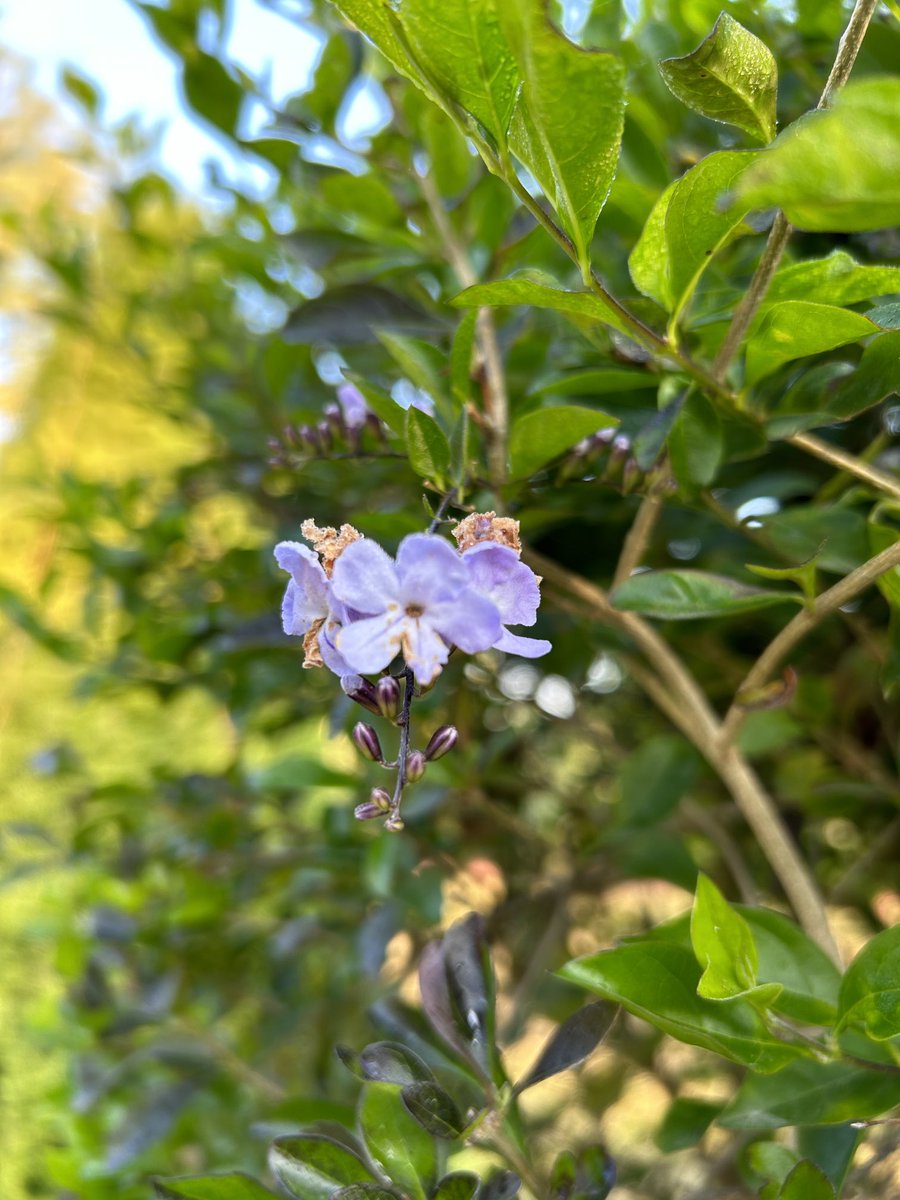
[622,457,643,494]
[282,424,300,447]
[405,750,427,782]
[267,436,281,451]
[317,421,333,450]
[375,675,401,720]
[354,801,384,821]
[353,722,383,763]
[369,787,392,811]
[324,403,342,430]
[365,412,385,443]
[424,725,458,762]
[299,424,320,452]
[341,674,382,717]
[384,814,405,833]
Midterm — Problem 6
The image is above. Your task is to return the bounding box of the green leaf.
[377,333,447,411]
[530,368,656,398]
[182,53,244,137]
[359,1082,438,1199]
[734,77,900,231]
[509,405,619,480]
[719,1058,900,1129]
[762,251,900,312]
[514,1002,617,1093]
[358,1042,436,1085]
[691,875,761,1001]
[61,66,101,118]
[745,302,880,385]
[330,0,434,100]
[331,1188,397,1200]
[617,735,700,828]
[743,908,840,1026]
[422,105,475,196]
[838,924,900,1041]
[450,310,478,408]
[400,1081,466,1139]
[399,0,520,150]
[441,912,498,1079]
[155,1175,277,1199]
[431,1173,480,1200]
[777,1162,835,1200]
[268,1136,375,1200]
[452,277,633,339]
[654,1097,722,1152]
[405,407,451,485]
[500,2,625,272]
[826,332,900,421]
[610,570,800,620]
[669,390,723,487]
[629,151,760,316]
[559,941,803,1071]
[869,520,900,608]
[659,13,778,143]
[348,377,408,437]
[796,1125,860,1192]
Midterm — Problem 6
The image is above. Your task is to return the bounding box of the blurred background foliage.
[0,1,898,1197]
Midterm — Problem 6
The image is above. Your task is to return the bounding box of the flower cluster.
[275,512,550,687]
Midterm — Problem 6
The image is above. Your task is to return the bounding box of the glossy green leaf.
[745,303,880,385]
[632,396,683,471]
[559,940,803,1071]
[509,405,619,480]
[358,1042,436,1085]
[514,1001,617,1093]
[431,1173,480,1200]
[530,368,656,397]
[654,1097,722,1152]
[630,151,759,315]
[762,251,900,312]
[359,1083,437,1199]
[659,13,777,143]
[610,570,800,620]
[400,1080,466,1139]
[838,924,900,1041]
[155,1175,277,1199]
[669,390,723,487]
[330,0,433,99]
[719,1059,900,1129]
[405,407,451,484]
[826,332,900,421]
[452,277,632,339]
[796,1125,860,1192]
[735,78,900,231]
[691,874,760,1001]
[268,1135,375,1200]
[777,1161,835,1200]
[399,0,519,150]
[501,2,625,271]
[617,735,700,828]
[441,912,497,1078]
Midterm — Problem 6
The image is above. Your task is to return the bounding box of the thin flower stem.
[527,548,841,964]
[390,666,416,820]
[427,488,458,533]
[612,492,663,590]
[711,0,880,381]
[721,538,900,742]
[788,432,900,501]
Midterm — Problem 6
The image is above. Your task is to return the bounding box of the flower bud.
[341,674,381,717]
[299,424,320,452]
[353,722,383,763]
[424,725,458,762]
[384,814,405,833]
[282,424,300,447]
[354,801,384,821]
[375,675,401,720]
[370,787,392,810]
[405,750,427,782]
[317,420,333,451]
[622,456,643,495]
[323,403,343,430]
[365,412,386,443]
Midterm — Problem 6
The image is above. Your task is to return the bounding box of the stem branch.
[788,432,900,501]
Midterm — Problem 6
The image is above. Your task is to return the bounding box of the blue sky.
[1,0,324,193]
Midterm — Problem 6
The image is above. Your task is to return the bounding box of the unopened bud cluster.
[559,427,674,495]
[266,383,386,470]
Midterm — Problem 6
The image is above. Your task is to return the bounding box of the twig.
[427,488,458,533]
[721,539,900,741]
[612,492,663,590]
[788,432,900,502]
[389,666,416,822]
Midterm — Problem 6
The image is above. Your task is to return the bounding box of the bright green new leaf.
[509,405,619,480]
[501,2,625,272]
[559,941,803,1071]
[155,1175,278,1199]
[838,924,900,1041]
[452,277,632,338]
[399,0,520,150]
[735,78,900,231]
[359,1082,438,1199]
[720,1058,900,1129]
[629,151,760,316]
[330,0,436,102]
[269,1135,375,1200]
[405,407,451,485]
[610,570,800,620]
[826,332,900,421]
[659,13,778,143]
[745,302,880,386]
[777,1162,835,1200]
[760,250,900,313]
[691,874,759,1001]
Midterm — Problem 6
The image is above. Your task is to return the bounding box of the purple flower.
[331,534,502,685]
[336,382,370,430]
[463,543,551,658]
[274,541,353,675]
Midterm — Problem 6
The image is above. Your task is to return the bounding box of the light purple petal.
[318,616,355,676]
[331,539,399,615]
[495,629,552,658]
[275,541,329,635]
[396,534,469,606]
[337,382,369,429]
[336,609,405,674]
[429,589,503,654]
[463,543,541,627]
[403,618,451,686]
